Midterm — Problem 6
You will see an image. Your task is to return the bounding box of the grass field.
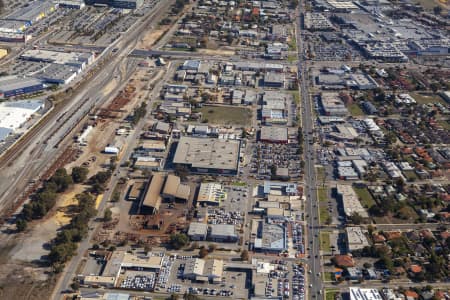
[318,188,331,224]
[410,92,446,105]
[320,205,331,224]
[287,54,298,63]
[348,103,365,116]
[289,90,300,105]
[320,232,331,251]
[289,36,297,51]
[403,170,418,181]
[323,272,334,282]
[316,166,326,182]
[325,289,340,300]
[415,0,448,10]
[318,187,328,202]
[438,119,450,130]
[353,186,376,208]
[199,106,252,126]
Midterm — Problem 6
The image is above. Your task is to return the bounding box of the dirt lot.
[0,243,55,300]
[138,26,170,49]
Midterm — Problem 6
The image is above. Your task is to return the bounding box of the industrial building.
[0,99,45,141]
[56,0,86,9]
[254,221,287,252]
[345,227,370,251]
[173,137,241,175]
[0,76,46,98]
[187,222,208,241]
[20,49,94,70]
[84,0,144,9]
[161,174,191,202]
[263,181,298,196]
[336,185,368,218]
[127,181,145,201]
[349,287,383,300]
[2,0,58,24]
[196,182,226,206]
[304,12,334,30]
[84,250,163,288]
[34,64,78,84]
[260,126,288,143]
[182,258,224,283]
[209,224,238,242]
[0,20,29,33]
[263,72,285,88]
[133,156,164,171]
[347,74,378,90]
[140,173,191,213]
[320,93,348,116]
[141,173,164,214]
[17,49,95,84]
[261,91,290,125]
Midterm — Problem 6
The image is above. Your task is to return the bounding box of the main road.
[0,0,175,220]
[295,2,324,299]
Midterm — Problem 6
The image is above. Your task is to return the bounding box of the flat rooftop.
[173,136,240,171]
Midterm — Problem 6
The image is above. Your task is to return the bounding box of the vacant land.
[348,103,365,116]
[320,231,331,251]
[323,272,333,282]
[438,119,450,130]
[316,166,326,183]
[415,0,449,10]
[325,289,340,300]
[199,106,252,126]
[353,186,376,208]
[410,92,447,105]
[318,187,328,202]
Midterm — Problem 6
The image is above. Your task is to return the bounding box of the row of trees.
[48,192,97,272]
[16,167,90,230]
[130,102,147,125]
[20,168,73,222]
[172,0,189,14]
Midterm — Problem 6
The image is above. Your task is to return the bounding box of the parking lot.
[250,142,302,179]
[120,272,156,291]
[162,257,248,298]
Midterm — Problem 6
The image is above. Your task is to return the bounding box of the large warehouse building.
[173,137,241,175]
[18,49,95,84]
[3,0,58,24]
[84,0,144,9]
[0,0,58,42]
[0,99,45,141]
[0,76,46,98]
[20,49,95,70]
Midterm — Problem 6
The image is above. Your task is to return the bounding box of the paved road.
[295,3,324,299]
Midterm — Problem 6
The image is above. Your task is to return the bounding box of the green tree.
[169,233,189,250]
[70,282,80,291]
[199,247,209,258]
[348,212,364,225]
[433,5,442,15]
[430,82,440,93]
[16,219,27,232]
[71,166,89,183]
[104,208,112,222]
[208,243,217,252]
[241,249,249,261]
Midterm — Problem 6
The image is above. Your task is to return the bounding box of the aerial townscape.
[0,0,449,299]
